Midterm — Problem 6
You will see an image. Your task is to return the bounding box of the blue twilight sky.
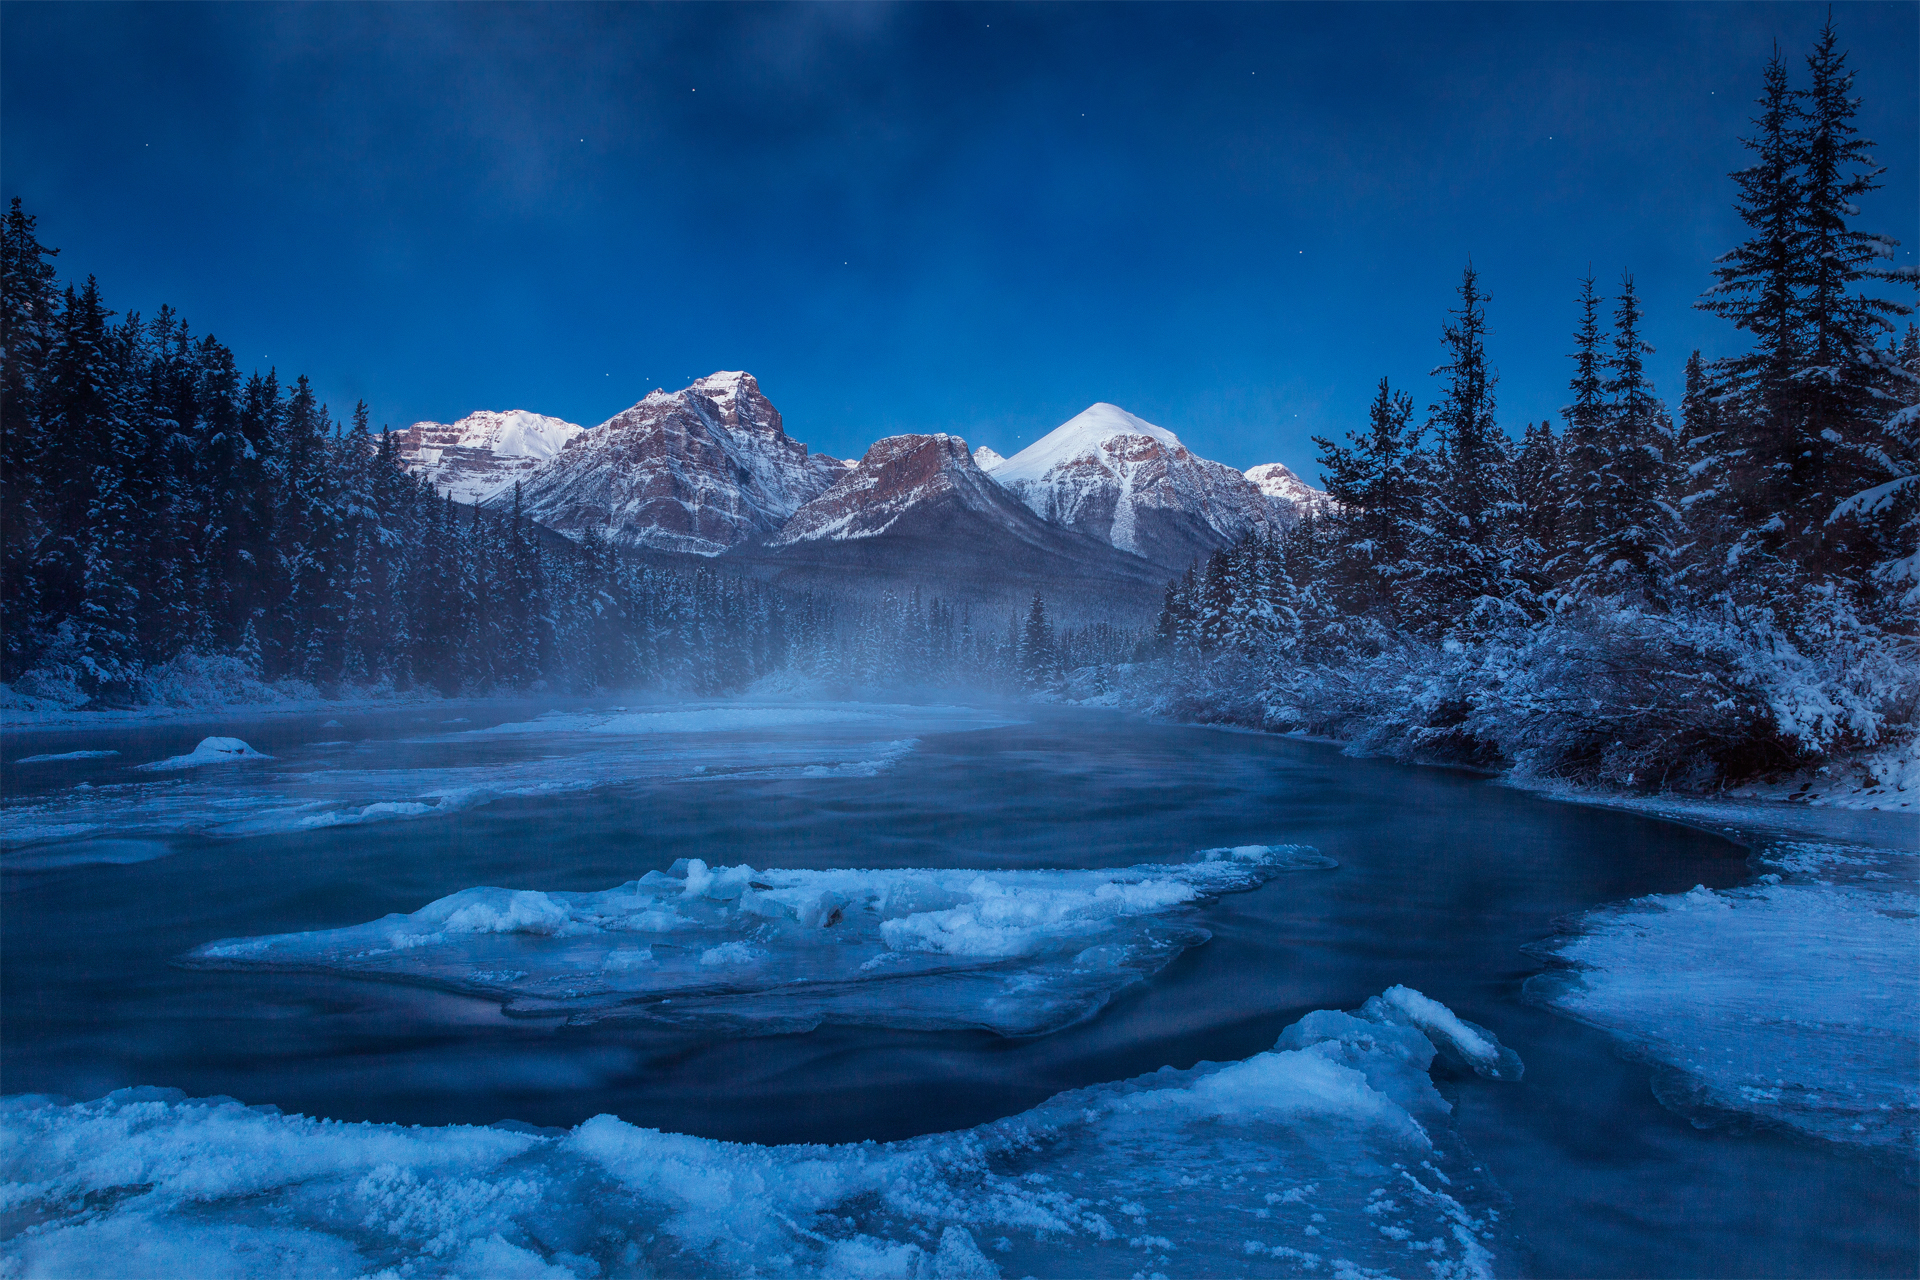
[2,2,1915,477]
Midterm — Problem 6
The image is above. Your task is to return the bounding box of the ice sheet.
[1,702,1017,852]
[1529,841,1917,1150]
[184,846,1339,1036]
[0,989,1519,1279]
[12,750,120,764]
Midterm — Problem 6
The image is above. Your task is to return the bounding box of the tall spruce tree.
[1417,263,1516,631]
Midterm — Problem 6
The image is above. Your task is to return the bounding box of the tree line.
[1152,21,1916,787]
[0,226,1118,706]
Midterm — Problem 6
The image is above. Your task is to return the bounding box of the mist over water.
[2,700,1913,1277]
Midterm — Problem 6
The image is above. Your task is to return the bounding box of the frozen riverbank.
[0,988,1521,1280]
[1524,789,1917,1155]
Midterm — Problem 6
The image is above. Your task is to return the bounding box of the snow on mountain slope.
[773,434,1017,544]
[972,444,1005,468]
[1245,461,1330,517]
[513,372,846,555]
[986,403,1279,571]
[744,433,1168,617]
[392,410,584,505]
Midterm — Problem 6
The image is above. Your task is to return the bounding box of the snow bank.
[185,846,1339,1036]
[0,990,1519,1279]
[12,750,119,764]
[1529,840,1917,1150]
[133,737,273,771]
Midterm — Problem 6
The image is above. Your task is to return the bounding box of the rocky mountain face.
[510,372,847,555]
[1244,462,1328,517]
[739,433,1166,616]
[984,403,1280,572]
[392,411,584,505]
[391,378,1310,619]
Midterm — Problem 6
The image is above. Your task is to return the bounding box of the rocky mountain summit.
[391,411,583,506]
[746,433,1165,613]
[984,403,1281,572]
[509,372,847,555]
[1244,462,1329,516]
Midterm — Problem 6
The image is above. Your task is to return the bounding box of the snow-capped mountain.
[984,403,1279,572]
[392,410,584,506]
[773,434,1020,545]
[972,445,1005,469]
[512,372,848,555]
[1244,462,1329,517]
[743,433,1165,615]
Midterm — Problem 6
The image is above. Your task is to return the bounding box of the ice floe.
[12,750,120,764]
[185,847,1339,1036]
[133,736,272,771]
[0,989,1518,1279]
[1529,840,1917,1150]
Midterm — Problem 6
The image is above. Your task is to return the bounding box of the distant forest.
[0,210,1121,702]
[1147,22,1916,787]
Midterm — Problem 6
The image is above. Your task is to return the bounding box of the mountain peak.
[985,402,1275,569]
[514,372,840,554]
[1245,462,1329,514]
[988,403,1185,485]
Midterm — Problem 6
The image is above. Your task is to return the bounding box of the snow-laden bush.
[136,651,287,709]
[1115,585,1918,792]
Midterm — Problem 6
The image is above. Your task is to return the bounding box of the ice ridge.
[0,988,1520,1279]
[184,846,1340,1036]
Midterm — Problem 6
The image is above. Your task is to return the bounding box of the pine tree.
[1,200,61,676]
[1554,273,1609,581]
[1416,263,1515,631]
[1020,590,1055,687]
[1569,274,1674,601]
[1312,376,1421,620]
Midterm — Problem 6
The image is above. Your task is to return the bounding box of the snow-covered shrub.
[136,650,283,709]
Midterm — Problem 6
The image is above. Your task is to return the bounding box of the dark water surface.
[2,704,1912,1277]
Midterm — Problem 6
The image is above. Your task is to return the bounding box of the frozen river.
[2,700,1913,1277]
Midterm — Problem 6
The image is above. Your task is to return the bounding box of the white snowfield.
[0,988,1520,1280]
[394,410,585,506]
[0,703,1011,854]
[132,736,272,771]
[185,847,1340,1036]
[1530,839,1918,1150]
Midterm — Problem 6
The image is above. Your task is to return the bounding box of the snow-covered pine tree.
[1020,590,1055,688]
[1312,376,1421,622]
[1794,18,1913,580]
[1569,274,1675,603]
[1416,264,1517,634]
[1697,43,1802,484]
[1,200,61,677]
[1550,273,1608,586]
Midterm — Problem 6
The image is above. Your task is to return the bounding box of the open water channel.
[1,700,1912,1277]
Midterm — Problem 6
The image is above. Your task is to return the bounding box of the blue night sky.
[3,2,1915,476]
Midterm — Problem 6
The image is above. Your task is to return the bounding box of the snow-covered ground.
[0,988,1521,1280]
[0,702,1017,857]
[1528,790,1917,1153]
[184,846,1338,1037]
